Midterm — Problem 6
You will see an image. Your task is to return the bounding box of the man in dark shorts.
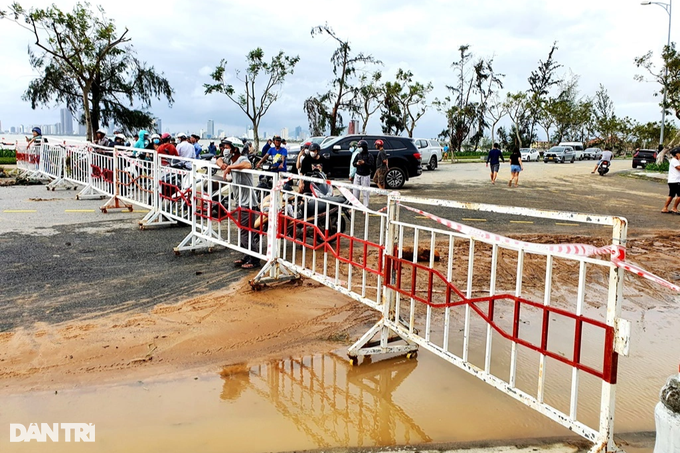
[661,147,680,214]
[486,143,504,184]
[373,139,388,189]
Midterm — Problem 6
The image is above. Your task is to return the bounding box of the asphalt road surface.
[0,159,671,331]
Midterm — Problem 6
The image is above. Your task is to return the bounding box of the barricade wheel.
[173,249,180,256]
[348,357,359,366]
[100,208,107,213]
[406,352,418,360]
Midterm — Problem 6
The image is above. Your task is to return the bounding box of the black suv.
[632,149,658,169]
[287,134,422,189]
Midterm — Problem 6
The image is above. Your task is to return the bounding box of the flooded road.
[1,300,677,453]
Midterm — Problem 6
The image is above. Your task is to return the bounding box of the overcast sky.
[0,0,674,140]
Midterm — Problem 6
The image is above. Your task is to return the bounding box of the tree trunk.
[82,89,93,142]
[252,120,260,155]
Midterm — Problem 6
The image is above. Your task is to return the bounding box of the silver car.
[543,146,575,163]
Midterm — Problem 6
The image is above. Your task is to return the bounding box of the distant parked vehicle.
[544,146,575,163]
[584,147,602,160]
[632,149,658,169]
[414,138,443,170]
[559,141,585,160]
[520,148,540,162]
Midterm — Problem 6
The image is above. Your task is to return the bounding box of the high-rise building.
[281,127,289,140]
[348,119,359,135]
[153,118,162,135]
[247,128,254,140]
[217,129,224,138]
[60,108,74,135]
[294,126,302,139]
[78,122,87,136]
[207,120,215,138]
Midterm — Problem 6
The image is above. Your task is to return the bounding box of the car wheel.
[428,156,437,170]
[632,163,637,169]
[385,167,406,190]
[570,157,575,163]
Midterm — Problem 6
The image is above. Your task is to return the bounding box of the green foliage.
[436,45,503,158]
[0,149,16,158]
[379,69,433,137]
[4,2,174,140]
[310,23,381,136]
[645,160,669,172]
[204,48,299,150]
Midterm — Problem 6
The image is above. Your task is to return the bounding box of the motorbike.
[597,160,610,176]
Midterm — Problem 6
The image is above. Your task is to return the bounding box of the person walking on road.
[486,143,504,184]
[661,147,680,214]
[508,149,523,187]
[352,140,374,206]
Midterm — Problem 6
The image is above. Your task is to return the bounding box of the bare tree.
[204,48,299,151]
[311,23,381,135]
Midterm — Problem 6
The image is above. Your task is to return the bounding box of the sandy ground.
[1,230,678,396]
[0,278,379,394]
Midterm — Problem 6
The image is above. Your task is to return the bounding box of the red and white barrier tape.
[399,203,680,292]
[337,186,382,215]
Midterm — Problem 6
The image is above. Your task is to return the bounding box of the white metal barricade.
[39,143,75,191]
[15,142,42,179]
[175,160,272,258]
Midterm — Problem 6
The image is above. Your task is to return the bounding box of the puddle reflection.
[219,354,431,448]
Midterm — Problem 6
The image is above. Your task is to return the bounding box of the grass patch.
[0,157,16,165]
[645,161,669,172]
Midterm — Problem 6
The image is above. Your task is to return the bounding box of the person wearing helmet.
[189,134,202,158]
[149,133,161,150]
[95,128,111,147]
[373,139,388,190]
[217,140,260,270]
[348,141,360,182]
[298,143,326,194]
[134,130,149,149]
[296,141,312,172]
[352,139,374,206]
[256,135,287,173]
[156,132,179,166]
[113,134,127,147]
[26,126,43,148]
[175,133,194,168]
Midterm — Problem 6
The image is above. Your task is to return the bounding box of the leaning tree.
[2,2,174,140]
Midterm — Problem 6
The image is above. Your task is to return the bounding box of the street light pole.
[642,0,672,148]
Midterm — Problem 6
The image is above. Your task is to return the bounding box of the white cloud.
[0,0,675,139]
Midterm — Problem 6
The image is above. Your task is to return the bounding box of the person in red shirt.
[156,132,179,166]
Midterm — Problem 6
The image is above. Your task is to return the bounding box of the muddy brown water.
[0,301,677,453]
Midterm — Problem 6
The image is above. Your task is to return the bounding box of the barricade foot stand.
[249,258,301,291]
[76,184,106,200]
[173,230,214,255]
[346,318,419,366]
[587,440,624,453]
[46,177,75,191]
[100,195,133,214]
[138,210,177,230]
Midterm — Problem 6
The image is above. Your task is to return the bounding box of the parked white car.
[559,141,585,160]
[520,148,540,162]
[413,138,443,170]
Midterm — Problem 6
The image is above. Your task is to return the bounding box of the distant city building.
[247,128,254,140]
[217,129,224,138]
[60,108,73,135]
[281,127,288,140]
[348,119,359,135]
[294,126,302,140]
[78,122,87,136]
[207,119,215,138]
[153,118,162,134]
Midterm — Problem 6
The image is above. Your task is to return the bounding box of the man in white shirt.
[662,147,680,214]
[591,147,614,173]
[175,133,194,168]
